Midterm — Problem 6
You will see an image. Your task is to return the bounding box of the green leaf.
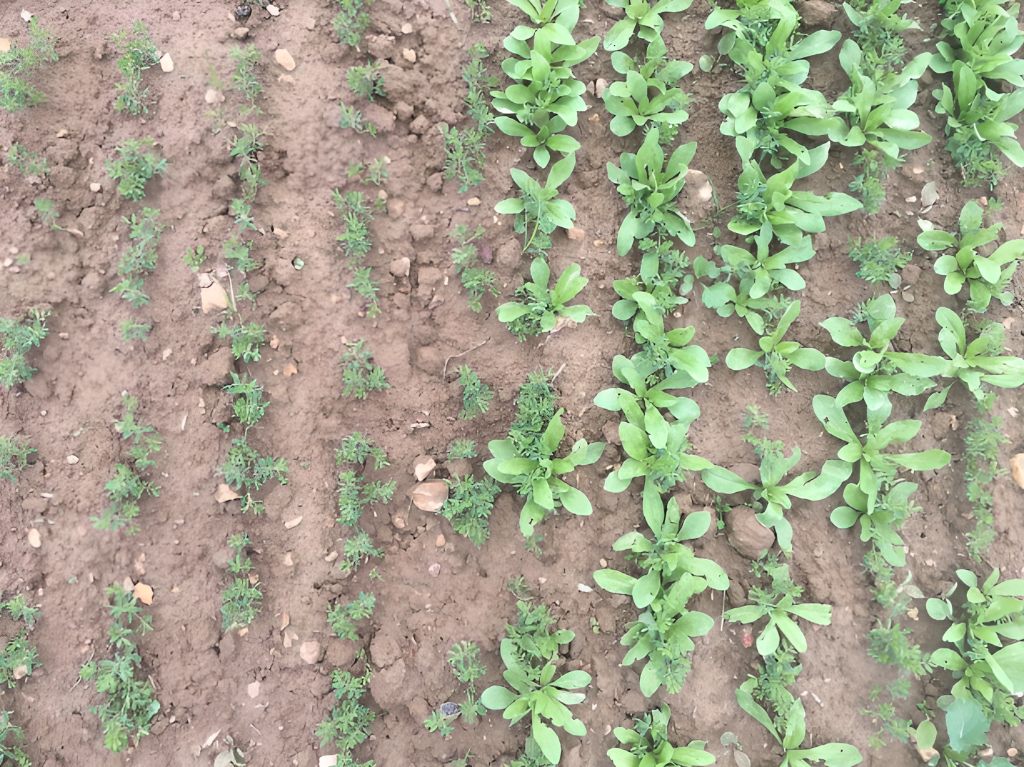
[481,685,517,710]
[726,347,763,371]
[559,485,593,516]
[533,720,562,765]
[594,568,639,595]
[944,697,990,754]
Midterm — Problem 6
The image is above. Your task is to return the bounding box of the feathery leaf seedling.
[111,21,159,115]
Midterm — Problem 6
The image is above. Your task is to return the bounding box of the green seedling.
[612,238,693,323]
[0,436,34,483]
[339,529,383,574]
[813,395,951,518]
[317,668,375,762]
[604,0,693,51]
[919,199,1024,313]
[626,295,712,383]
[339,100,377,134]
[425,708,456,738]
[848,236,912,286]
[221,533,262,631]
[450,225,499,312]
[334,190,373,264]
[707,225,814,308]
[726,559,832,656]
[458,365,493,419]
[0,17,58,111]
[730,137,862,246]
[604,38,692,137]
[213,321,265,362]
[366,156,388,185]
[442,474,499,546]
[844,0,918,73]
[481,601,590,765]
[332,0,374,47]
[223,235,259,273]
[926,568,1024,728]
[8,143,49,176]
[594,500,728,695]
[702,414,850,555]
[347,266,381,319]
[466,0,492,21]
[485,405,603,538]
[490,7,597,168]
[0,595,40,691]
[93,395,162,534]
[230,199,255,232]
[119,319,151,342]
[336,469,395,527]
[736,679,862,766]
[831,480,920,568]
[348,61,385,100]
[726,301,826,394]
[449,439,478,460]
[111,208,164,309]
[427,641,488,736]
[0,709,30,766]
[0,308,48,391]
[819,293,945,417]
[33,198,65,230]
[106,139,166,201]
[441,123,488,193]
[229,45,262,111]
[608,704,714,767]
[849,148,888,214]
[497,257,596,340]
[337,432,389,470]
[79,585,160,752]
[914,696,1015,767]
[608,127,697,256]
[963,414,1008,560]
[496,152,578,250]
[183,244,206,272]
[328,592,375,640]
[339,340,389,399]
[595,353,701,426]
[111,21,159,115]
[904,310,1024,410]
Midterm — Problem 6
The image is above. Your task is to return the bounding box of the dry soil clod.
[1011,453,1024,490]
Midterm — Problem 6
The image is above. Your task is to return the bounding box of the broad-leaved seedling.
[497,257,596,339]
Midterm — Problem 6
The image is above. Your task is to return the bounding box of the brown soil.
[2,1,1024,766]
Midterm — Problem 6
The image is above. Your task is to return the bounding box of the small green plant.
[465,0,492,22]
[7,143,48,176]
[219,378,288,515]
[608,704,713,767]
[221,533,262,632]
[608,128,698,256]
[442,473,500,546]
[449,439,478,461]
[426,641,489,736]
[339,100,377,134]
[919,199,1024,313]
[458,365,493,419]
[496,153,578,252]
[332,0,375,47]
[32,198,60,230]
[348,61,385,101]
[213,321,265,362]
[317,668,375,762]
[603,38,693,138]
[79,584,160,752]
[0,436,34,483]
[229,45,262,112]
[328,592,375,640]
[849,148,888,214]
[223,235,259,273]
[604,0,693,50]
[451,225,499,311]
[111,208,165,309]
[111,21,159,115]
[338,432,389,470]
[0,16,58,112]
[336,449,395,527]
[481,602,591,765]
[334,190,373,264]
[183,244,206,272]
[340,340,389,399]
[963,414,1009,560]
[366,156,388,185]
[594,500,728,695]
[92,395,162,534]
[725,300,826,395]
[119,319,151,341]
[0,593,41,698]
[848,236,912,286]
[339,529,383,574]
[497,258,596,340]
[0,308,49,391]
[0,709,30,766]
[106,139,166,201]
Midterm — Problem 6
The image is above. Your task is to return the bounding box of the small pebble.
[66,455,79,465]
[159,53,173,72]
[393,516,406,529]
[435,534,445,547]
[275,48,296,71]
[401,23,413,33]
[234,4,252,21]
[172,11,180,20]
[247,681,260,698]
[268,4,281,16]
[403,48,417,63]
[284,516,303,529]
[299,641,321,664]
[205,88,226,104]
[27,529,41,548]
[428,563,441,577]
[90,182,101,192]
[467,197,481,206]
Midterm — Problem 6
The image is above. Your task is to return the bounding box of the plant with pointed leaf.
[701,435,850,556]
[709,224,814,304]
[604,0,694,51]
[604,38,693,137]
[491,18,597,167]
[595,354,701,424]
[505,0,580,26]
[608,704,714,767]
[830,43,931,158]
[932,0,1024,86]
[481,603,590,766]
[726,301,826,394]
[484,408,604,538]
[819,294,945,416]
[699,276,791,337]
[497,257,596,340]
[925,568,1024,727]
[736,679,863,766]
[730,137,862,246]
[608,128,697,255]
[594,501,728,695]
[914,697,1015,767]
[626,300,712,388]
[830,480,919,568]
[612,238,693,322]
[932,61,1024,187]
[892,309,1024,410]
[813,395,951,518]
[918,199,1024,313]
[496,153,577,251]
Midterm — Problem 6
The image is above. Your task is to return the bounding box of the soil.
[2,1,1024,767]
